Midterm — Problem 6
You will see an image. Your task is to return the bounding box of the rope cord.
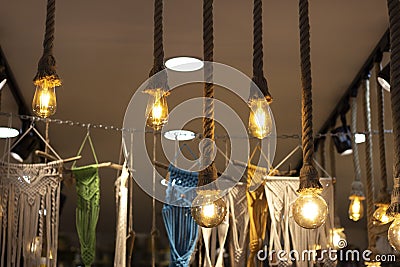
[362,78,376,250]
[375,61,391,204]
[297,0,322,192]
[33,0,60,83]
[147,0,168,92]
[250,0,272,103]
[387,0,400,216]
[199,0,218,186]
[350,97,362,184]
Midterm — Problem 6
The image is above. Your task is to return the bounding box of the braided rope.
[362,78,376,250]
[387,0,400,217]
[33,0,60,84]
[350,97,362,184]
[250,0,272,103]
[298,0,322,192]
[147,0,168,91]
[374,62,391,204]
[199,0,217,186]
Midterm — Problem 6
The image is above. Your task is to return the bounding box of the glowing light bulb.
[388,215,400,251]
[248,99,272,139]
[348,195,364,221]
[331,228,346,249]
[365,261,381,267]
[373,203,393,225]
[191,190,227,228]
[292,189,328,229]
[145,88,169,130]
[32,78,57,118]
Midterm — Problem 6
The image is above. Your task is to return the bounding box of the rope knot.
[349,180,365,198]
[298,163,322,193]
[34,54,61,84]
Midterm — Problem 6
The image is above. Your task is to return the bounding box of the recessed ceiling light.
[165,57,204,72]
[355,133,366,144]
[163,130,196,141]
[0,127,19,138]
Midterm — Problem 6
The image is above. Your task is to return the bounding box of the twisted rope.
[387,0,400,217]
[33,0,61,84]
[199,0,217,186]
[250,0,272,103]
[350,97,362,185]
[362,78,376,250]
[298,0,322,192]
[375,61,391,204]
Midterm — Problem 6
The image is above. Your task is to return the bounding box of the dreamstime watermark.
[122,61,277,207]
[257,239,397,264]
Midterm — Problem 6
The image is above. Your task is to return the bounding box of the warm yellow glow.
[365,262,381,267]
[248,99,272,139]
[331,228,346,249]
[292,189,328,229]
[373,203,394,225]
[145,88,169,130]
[191,190,227,228]
[202,203,216,218]
[348,195,364,221]
[29,236,41,254]
[388,216,400,251]
[32,79,57,118]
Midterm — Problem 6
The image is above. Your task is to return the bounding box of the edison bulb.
[388,216,400,251]
[248,98,272,139]
[348,195,364,221]
[191,190,227,228]
[292,189,328,229]
[373,203,393,225]
[365,262,381,267]
[331,228,346,249]
[32,79,57,118]
[145,88,169,130]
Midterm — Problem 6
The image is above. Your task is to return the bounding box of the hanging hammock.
[162,164,199,267]
[0,160,63,267]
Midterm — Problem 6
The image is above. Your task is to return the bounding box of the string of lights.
[1,113,393,140]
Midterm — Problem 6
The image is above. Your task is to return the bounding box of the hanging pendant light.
[292,0,328,229]
[348,194,365,221]
[190,0,227,228]
[247,0,273,140]
[32,0,61,118]
[144,88,169,130]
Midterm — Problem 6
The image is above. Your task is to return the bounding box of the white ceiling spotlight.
[165,57,204,72]
[355,133,366,144]
[163,129,196,141]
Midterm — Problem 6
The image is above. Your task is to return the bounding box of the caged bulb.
[32,78,58,118]
[388,215,400,251]
[145,88,169,130]
[191,190,227,228]
[373,203,393,225]
[292,188,328,229]
[348,195,364,222]
[248,98,272,139]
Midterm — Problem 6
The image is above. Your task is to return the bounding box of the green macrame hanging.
[72,133,100,267]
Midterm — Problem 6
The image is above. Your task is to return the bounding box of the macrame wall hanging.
[228,182,249,267]
[200,200,229,267]
[114,164,130,267]
[0,126,63,267]
[162,165,199,267]
[246,165,268,267]
[72,133,101,267]
[265,177,334,267]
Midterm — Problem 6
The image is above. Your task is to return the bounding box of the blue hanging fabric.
[162,164,199,267]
